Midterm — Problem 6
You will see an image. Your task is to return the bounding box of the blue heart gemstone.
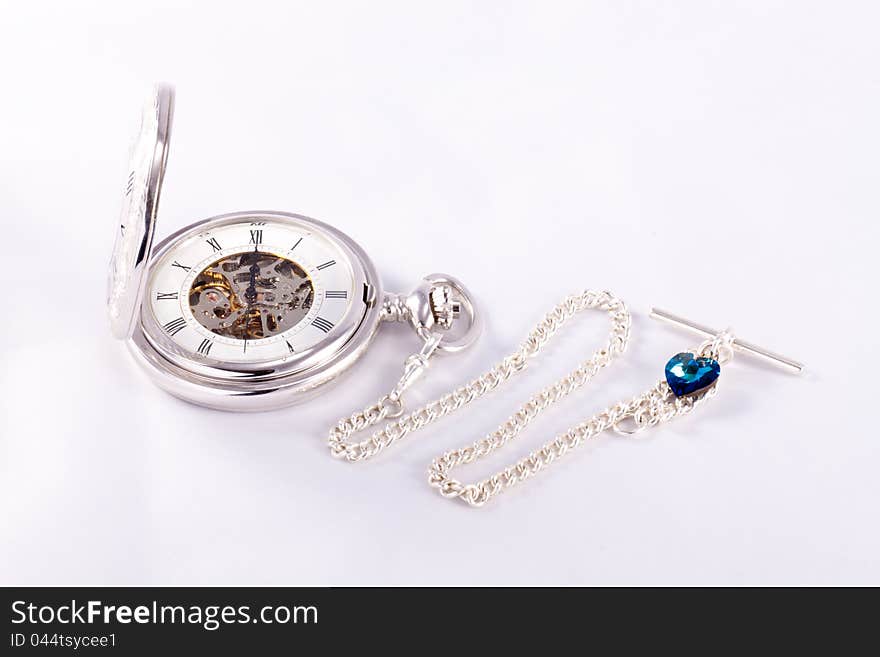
[664,352,720,397]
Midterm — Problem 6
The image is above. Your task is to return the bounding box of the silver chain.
[328,290,722,507]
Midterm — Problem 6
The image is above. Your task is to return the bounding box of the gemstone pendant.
[664,352,720,397]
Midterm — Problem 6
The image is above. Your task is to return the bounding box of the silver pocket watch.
[107,85,481,411]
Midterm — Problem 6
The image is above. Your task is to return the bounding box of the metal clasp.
[405,273,482,354]
[380,273,482,418]
[388,332,443,406]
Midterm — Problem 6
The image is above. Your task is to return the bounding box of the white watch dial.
[146,219,355,363]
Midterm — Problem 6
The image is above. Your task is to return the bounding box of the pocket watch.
[107,85,480,411]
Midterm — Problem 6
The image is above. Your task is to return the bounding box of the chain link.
[327,290,720,506]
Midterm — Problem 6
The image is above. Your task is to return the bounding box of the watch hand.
[243,243,261,346]
[244,242,260,303]
[242,298,253,352]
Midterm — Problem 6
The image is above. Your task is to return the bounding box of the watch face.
[144,215,362,365]
[107,85,174,339]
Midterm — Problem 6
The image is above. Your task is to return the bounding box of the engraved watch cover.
[107,84,174,339]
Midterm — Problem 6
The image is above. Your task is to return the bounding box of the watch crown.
[429,283,460,330]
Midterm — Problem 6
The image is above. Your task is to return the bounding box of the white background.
[1,1,877,585]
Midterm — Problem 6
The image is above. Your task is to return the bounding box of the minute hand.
[243,249,260,344]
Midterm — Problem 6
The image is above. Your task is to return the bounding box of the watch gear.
[189,251,314,339]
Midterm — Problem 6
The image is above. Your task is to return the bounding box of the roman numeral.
[163,317,187,336]
[156,292,179,300]
[206,237,222,252]
[171,261,191,272]
[316,260,336,271]
[290,237,303,251]
[286,340,295,354]
[197,338,213,356]
[249,229,263,245]
[125,171,135,196]
[250,221,266,226]
[311,317,334,333]
[325,290,347,299]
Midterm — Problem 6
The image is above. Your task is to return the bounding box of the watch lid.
[107,84,174,339]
